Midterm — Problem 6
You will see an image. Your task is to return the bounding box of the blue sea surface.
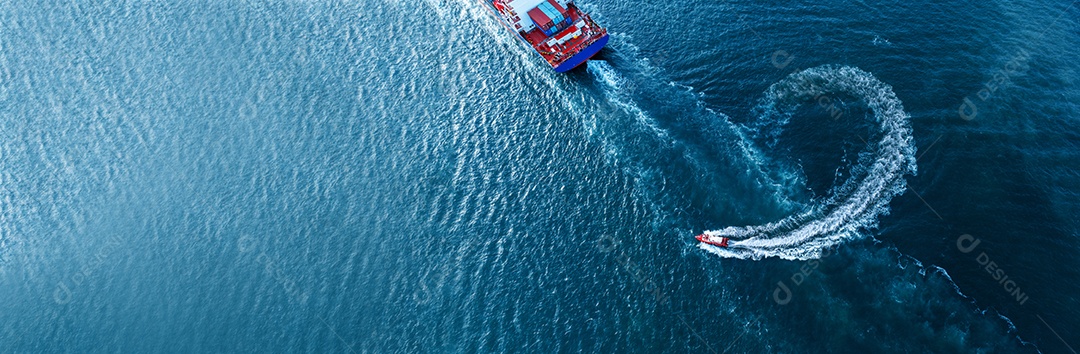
[1,0,1078,352]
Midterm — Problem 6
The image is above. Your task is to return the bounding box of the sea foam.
[703,65,917,260]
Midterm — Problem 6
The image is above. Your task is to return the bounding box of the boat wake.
[586,54,808,233]
[430,0,916,262]
[587,60,672,142]
[703,65,916,260]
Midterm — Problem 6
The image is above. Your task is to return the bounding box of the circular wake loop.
[704,65,917,261]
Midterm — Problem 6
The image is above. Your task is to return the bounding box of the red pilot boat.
[481,0,609,72]
[696,233,730,248]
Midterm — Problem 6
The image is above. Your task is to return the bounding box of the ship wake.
[703,65,916,260]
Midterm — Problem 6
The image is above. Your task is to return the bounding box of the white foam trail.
[588,55,805,217]
[436,3,909,262]
[703,65,917,260]
[587,60,671,141]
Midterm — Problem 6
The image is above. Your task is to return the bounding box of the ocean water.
[1,0,1078,352]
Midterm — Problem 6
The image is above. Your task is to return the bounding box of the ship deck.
[518,4,605,67]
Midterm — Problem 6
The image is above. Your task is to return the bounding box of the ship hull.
[552,33,608,72]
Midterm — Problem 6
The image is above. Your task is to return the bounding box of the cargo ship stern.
[486,0,608,72]
[553,32,608,72]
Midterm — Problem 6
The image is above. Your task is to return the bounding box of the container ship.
[481,0,609,72]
